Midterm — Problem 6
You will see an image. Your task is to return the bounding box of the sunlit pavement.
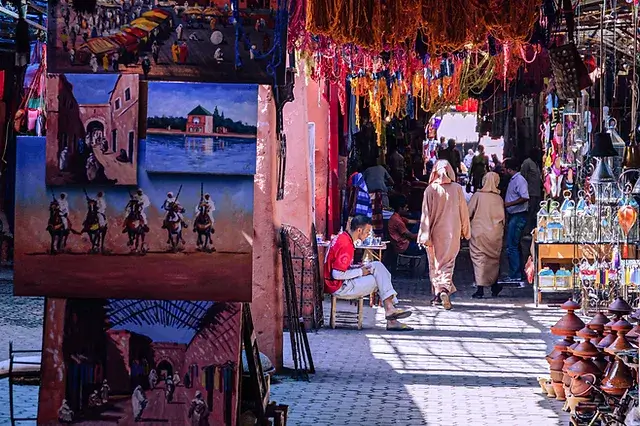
[0,250,573,425]
[270,251,571,426]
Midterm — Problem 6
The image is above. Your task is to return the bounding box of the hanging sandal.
[386,323,414,331]
[385,309,412,320]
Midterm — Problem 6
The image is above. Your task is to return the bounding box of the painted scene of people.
[47,0,286,84]
[14,137,253,301]
[38,298,241,425]
[145,82,257,175]
[46,73,139,186]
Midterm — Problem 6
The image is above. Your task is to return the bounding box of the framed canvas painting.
[145,82,257,175]
[38,298,241,425]
[46,73,140,186]
[47,0,287,84]
[14,137,253,301]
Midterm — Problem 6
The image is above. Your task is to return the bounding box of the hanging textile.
[213,366,220,391]
[369,191,383,236]
[343,172,372,228]
[223,366,234,426]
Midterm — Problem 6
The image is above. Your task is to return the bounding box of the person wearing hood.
[418,160,470,310]
[468,172,505,298]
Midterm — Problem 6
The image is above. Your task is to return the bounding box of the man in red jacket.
[324,215,413,331]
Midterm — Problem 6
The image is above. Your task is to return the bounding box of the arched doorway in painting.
[157,360,173,380]
[86,121,105,149]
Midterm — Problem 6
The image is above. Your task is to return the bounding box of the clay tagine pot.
[601,356,634,396]
[626,309,640,342]
[596,320,617,350]
[587,312,609,345]
[562,343,581,386]
[608,297,632,317]
[551,300,585,336]
[605,319,634,355]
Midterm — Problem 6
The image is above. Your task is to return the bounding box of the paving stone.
[270,250,571,426]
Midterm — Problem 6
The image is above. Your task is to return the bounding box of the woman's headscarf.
[429,160,456,185]
[480,171,500,194]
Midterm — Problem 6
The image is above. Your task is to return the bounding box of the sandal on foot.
[385,309,412,320]
[471,290,484,299]
[386,323,414,331]
[440,292,452,310]
[491,283,503,297]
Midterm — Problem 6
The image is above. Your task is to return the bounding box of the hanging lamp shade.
[590,159,615,184]
[608,127,626,148]
[591,132,618,157]
[632,176,640,196]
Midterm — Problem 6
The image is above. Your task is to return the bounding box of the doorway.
[112,129,118,153]
[128,131,135,163]
[86,121,105,148]
[157,360,173,380]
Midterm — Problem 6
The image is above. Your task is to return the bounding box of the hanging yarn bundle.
[303,0,542,53]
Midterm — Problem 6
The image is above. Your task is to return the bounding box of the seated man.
[324,215,413,331]
[388,196,423,256]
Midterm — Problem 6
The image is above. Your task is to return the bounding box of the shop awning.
[203,7,221,16]
[184,6,203,15]
[123,27,147,39]
[142,9,171,20]
[80,37,120,55]
[111,33,139,51]
[130,18,160,32]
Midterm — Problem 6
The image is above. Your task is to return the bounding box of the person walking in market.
[502,157,529,283]
[418,160,470,310]
[151,40,160,64]
[520,147,543,233]
[141,55,151,79]
[468,144,489,192]
[468,172,505,299]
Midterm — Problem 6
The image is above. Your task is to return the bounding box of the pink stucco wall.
[251,76,330,369]
[252,85,284,368]
[306,78,329,236]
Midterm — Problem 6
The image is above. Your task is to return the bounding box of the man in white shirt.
[57,193,71,231]
[503,158,529,282]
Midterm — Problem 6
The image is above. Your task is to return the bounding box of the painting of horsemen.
[38,298,242,425]
[14,137,253,302]
[46,73,140,186]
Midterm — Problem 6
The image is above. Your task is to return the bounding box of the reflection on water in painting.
[145,134,256,175]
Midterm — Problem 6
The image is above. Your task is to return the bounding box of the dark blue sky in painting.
[107,300,215,344]
[65,74,119,104]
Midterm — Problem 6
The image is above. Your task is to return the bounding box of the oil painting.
[47,0,286,84]
[145,82,257,175]
[14,137,253,301]
[38,298,241,425]
[46,73,140,186]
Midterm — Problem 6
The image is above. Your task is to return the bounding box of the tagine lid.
[553,338,574,351]
[587,312,610,330]
[605,336,635,354]
[630,308,640,321]
[561,299,581,311]
[596,333,617,349]
[572,340,600,358]
[568,359,601,377]
[551,313,586,336]
[611,319,633,333]
[576,326,598,340]
[608,297,632,315]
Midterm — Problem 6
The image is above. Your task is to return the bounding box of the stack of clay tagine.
[546,300,585,401]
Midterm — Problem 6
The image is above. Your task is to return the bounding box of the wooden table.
[358,243,388,263]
